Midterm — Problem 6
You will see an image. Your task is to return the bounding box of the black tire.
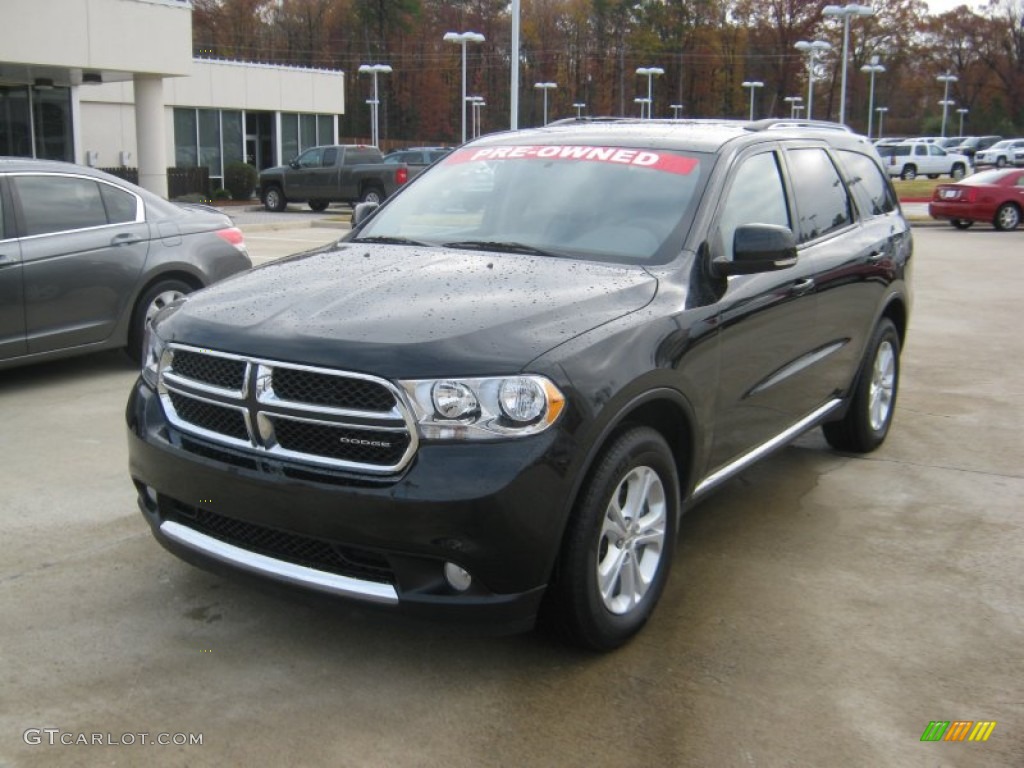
[927,174,939,179]
[993,202,1021,231]
[950,163,966,180]
[262,186,287,212]
[308,199,329,212]
[951,219,973,230]
[127,278,193,362]
[995,156,1006,168]
[543,426,678,651]
[358,184,385,205]
[823,318,900,453]
[900,165,917,181]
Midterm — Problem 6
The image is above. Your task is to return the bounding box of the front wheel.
[127,278,193,362]
[823,318,900,453]
[951,219,973,230]
[900,165,917,181]
[262,186,287,212]
[995,157,1007,169]
[544,426,678,651]
[994,202,1021,231]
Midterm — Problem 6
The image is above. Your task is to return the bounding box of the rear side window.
[836,151,896,217]
[14,175,109,236]
[322,147,338,166]
[99,182,140,224]
[786,148,853,242]
[346,148,381,164]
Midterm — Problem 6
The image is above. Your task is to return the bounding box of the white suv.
[974,139,1024,168]
[877,141,970,180]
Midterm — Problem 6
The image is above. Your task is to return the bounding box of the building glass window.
[33,87,72,162]
[198,108,222,185]
[281,113,299,163]
[0,86,32,157]
[318,115,334,145]
[222,110,243,166]
[173,108,197,166]
[300,114,317,151]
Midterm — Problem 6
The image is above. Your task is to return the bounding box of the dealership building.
[0,0,345,196]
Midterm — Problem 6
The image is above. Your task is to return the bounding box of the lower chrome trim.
[693,398,843,499]
[159,520,399,605]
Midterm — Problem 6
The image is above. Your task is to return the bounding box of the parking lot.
[1,225,1021,767]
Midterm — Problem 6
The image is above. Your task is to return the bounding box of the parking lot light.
[794,40,831,119]
[860,57,885,139]
[741,81,764,121]
[823,4,874,125]
[937,73,958,137]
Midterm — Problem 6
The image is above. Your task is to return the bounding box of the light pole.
[534,82,556,125]
[511,0,520,129]
[357,63,392,147]
[936,73,958,137]
[633,97,650,118]
[784,95,803,118]
[794,105,805,118]
[635,66,665,119]
[823,4,874,125]
[670,103,683,118]
[860,56,885,139]
[957,107,968,137]
[741,80,764,120]
[572,102,586,118]
[443,31,485,144]
[875,106,888,139]
[938,99,956,137]
[794,40,832,119]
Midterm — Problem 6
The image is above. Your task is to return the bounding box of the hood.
[159,244,657,378]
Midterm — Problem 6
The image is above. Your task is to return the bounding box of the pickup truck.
[259,145,408,211]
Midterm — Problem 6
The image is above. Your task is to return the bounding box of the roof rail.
[746,118,854,133]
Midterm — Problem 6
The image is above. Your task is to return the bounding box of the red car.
[929,168,1024,230]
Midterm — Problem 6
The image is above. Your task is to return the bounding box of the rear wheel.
[262,186,287,212]
[900,165,917,181]
[995,156,1007,169]
[823,318,900,453]
[994,202,1021,231]
[950,163,966,180]
[308,199,329,212]
[358,184,385,205]
[127,278,193,362]
[951,219,973,230]
[927,174,939,179]
[544,426,678,651]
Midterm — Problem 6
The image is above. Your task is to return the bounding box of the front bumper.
[127,379,577,632]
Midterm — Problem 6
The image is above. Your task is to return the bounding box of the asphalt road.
[1,227,1021,767]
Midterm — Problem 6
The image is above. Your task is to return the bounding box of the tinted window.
[14,175,108,236]
[716,151,790,260]
[99,182,139,224]
[787,148,852,242]
[322,147,338,166]
[346,148,380,164]
[837,151,896,217]
[296,147,323,168]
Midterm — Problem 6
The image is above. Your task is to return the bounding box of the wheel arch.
[881,295,908,348]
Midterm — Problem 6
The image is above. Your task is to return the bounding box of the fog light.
[444,562,472,592]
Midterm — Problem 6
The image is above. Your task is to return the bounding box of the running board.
[692,398,843,500]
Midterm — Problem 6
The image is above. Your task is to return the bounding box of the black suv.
[128,119,912,650]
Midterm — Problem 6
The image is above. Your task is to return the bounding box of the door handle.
[791,278,815,295]
[867,250,885,262]
[111,232,142,246]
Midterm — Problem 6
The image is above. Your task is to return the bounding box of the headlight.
[141,324,168,389]
[399,375,565,440]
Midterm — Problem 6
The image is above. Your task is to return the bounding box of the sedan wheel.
[544,426,678,650]
[994,203,1021,231]
[127,279,193,361]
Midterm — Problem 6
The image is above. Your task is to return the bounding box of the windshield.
[352,144,709,265]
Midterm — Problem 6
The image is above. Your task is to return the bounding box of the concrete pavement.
[1,228,1021,767]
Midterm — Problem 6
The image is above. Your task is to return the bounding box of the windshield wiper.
[442,240,565,258]
[351,235,435,247]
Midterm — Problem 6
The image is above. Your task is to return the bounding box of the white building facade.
[0,0,345,196]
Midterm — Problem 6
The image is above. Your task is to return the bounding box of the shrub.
[224,161,259,201]
[212,187,232,201]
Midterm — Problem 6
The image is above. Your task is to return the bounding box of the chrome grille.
[158,344,416,474]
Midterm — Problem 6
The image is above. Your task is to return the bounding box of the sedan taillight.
[216,227,247,253]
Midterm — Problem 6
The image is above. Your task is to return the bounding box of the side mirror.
[289,159,300,169]
[714,224,798,277]
[352,202,380,227]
